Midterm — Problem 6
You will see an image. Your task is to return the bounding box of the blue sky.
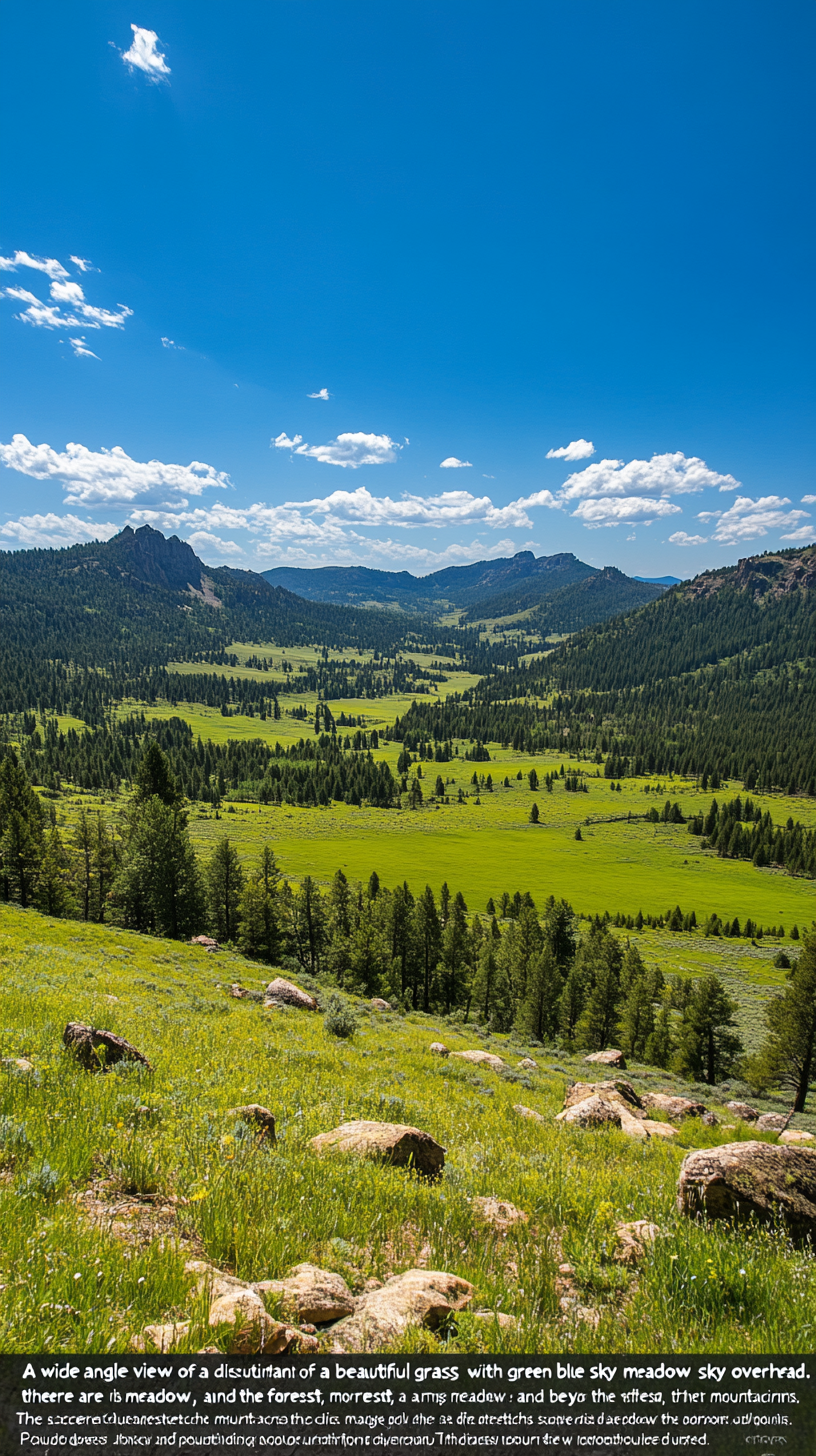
[1,0,813,577]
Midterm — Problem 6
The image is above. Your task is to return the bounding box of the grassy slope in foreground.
[1,906,815,1356]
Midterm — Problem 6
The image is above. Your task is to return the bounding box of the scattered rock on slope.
[264,977,318,1011]
[429,1042,449,1056]
[514,1104,545,1123]
[370,998,391,1011]
[564,1079,643,1113]
[310,1120,445,1177]
[641,1092,708,1120]
[677,1142,816,1239]
[756,1112,789,1132]
[63,1022,152,1072]
[329,1269,473,1353]
[726,1100,759,1121]
[517,1057,538,1070]
[585,1049,627,1069]
[472,1196,529,1232]
[614,1221,661,1264]
[254,1263,356,1324]
[450,1049,505,1070]
[780,1129,816,1145]
[231,1104,277,1142]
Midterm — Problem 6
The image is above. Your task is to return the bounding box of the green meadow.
[1,904,813,1356]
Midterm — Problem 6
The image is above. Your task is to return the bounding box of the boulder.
[514,1104,545,1123]
[185,1260,249,1304]
[641,1119,678,1139]
[517,1058,538,1070]
[3,1057,34,1073]
[209,1289,300,1354]
[232,1104,277,1142]
[254,1263,356,1324]
[472,1310,518,1329]
[310,1120,445,1178]
[370,998,391,1011]
[142,1321,190,1352]
[563,1079,643,1112]
[472,1196,529,1232]
[450,1049,505,1070]
[264,977,318,1011]
[614,1221,661,1264]
[557,1095,648,1140]
[641,1092,708,1120]
[756,1112,789,1132]
[677,1142,816,1239]
[701,1111,719,1127]
[191,935,222,951]
[63,1022,152,1072]
[429,1042,450,1057]
[328,1269,473,1353]
[585,1048,627,1069]
[229,984,249,998]
[780,1129,816,1145]
[726,1100,759,1121]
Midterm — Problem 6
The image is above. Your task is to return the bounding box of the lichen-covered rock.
[513,1104,545,1123]
[472,1310,518,1329]
[701,1111,719,1127]
[208,1290,290,1353]
[756,1112,788,1132]
[264,977,318,1011]
[450,1049,505,1070]
[517,1058,538,1070]
[142,1321,191,1352]
[191,935,221,951]
[310,1120,445,1177]
[557,1095,648,1139]
[254,1263,355,1324]
[780,1129,816,1145]
[726,1100,759,1121]
[370,998,391,1011]
[677,1142,816,1239]
[63,1022,152,1072]
[328,1269,473,1353]
[429,1042,449,1056]
[232,1104,276,1142]
[641,1119,678,1139]
[642,1092,708,1120]
[472,1196,529,1232]
[585,1048,627,1069]
[229,984,249,998]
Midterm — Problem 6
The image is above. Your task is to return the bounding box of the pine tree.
[414,886,441,1012]
[0,749,45,906]
[674,974,743,1084]
[744,933,816,1111]
[237,846,281,964]
[206,838,245,943]
[516,947,562,1041]
[109,797,205,939]
[36,825,76,918]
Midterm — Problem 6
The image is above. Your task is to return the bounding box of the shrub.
[323,992,359,1039]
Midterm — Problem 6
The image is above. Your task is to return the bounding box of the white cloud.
[570,496,682,527]
[802,494,816,504]
[185,531,244,558]
[0,251,69,281]
[161,337,184,349]
[559,452,740,503]
[307,388,330,400]
[70,256,95,272]
[69,337,99,360]
[50,280,85,304]
[3,270,132,336]
[697,495,811,544]
[0,513,120,548]
[272,431,401,468]
[0,435,232,507]
[440,457,473,469]
[122,25,170,80]
[668,530,707,546]
[780,526,814,543]
[546,439,595,461]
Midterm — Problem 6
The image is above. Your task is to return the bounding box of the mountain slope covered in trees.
[464,565,664,629]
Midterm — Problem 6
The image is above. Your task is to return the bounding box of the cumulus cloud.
[780,526,814,543]
[272,431,401,468]
[440,457,473,469]
[0,251,69,281]
[0,513,120,548]
[559,452,740,503]
[668,530,708,546]
[70,256,95,273]
[0,435,232,507]
[307,388,330,400]
[697,495,811,544]
[185,531,244,558]
[69,337,99,360]
[122,25,170,80]
[546,439,595,461]
[570,497,682,528]
[802,494,816,505]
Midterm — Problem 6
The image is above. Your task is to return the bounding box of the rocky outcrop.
[641,1092,708,1120]
[677,1142,816,1239]
[232,1105,277,1142]
[641,1120,678,1139]
[191,936,222,952]
[264,977,318,1011]
[310,1120,445,1177]
[370,998,391,1011]
[181,1261,317,1353]
[472,1196,529,1232]
[254,1263,356,1324]
[557,1087,648,1139]
[450,1049,505,1071]
[563,1079,643,1112]
[614,1221,661,1264]
[63,1022,152,1072]
[585,1049,627,1069]
[328,1269,473,1352]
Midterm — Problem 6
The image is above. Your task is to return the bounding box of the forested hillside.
[464,565,663,630]
[393,547,816,794]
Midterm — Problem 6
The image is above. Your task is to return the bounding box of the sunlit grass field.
[1,905,814,1356]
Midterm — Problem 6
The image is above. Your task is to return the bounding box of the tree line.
[2,738,813,1107]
